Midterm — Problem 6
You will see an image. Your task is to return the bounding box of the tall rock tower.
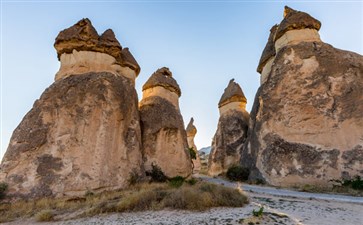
[139,67,192,178]
[0,19,143,199]
[186,118,202,173]
[243,6,363,187]
[208,79,249,176]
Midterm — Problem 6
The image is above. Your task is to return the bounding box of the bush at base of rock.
[169,176,185,188]
[146,163,168,182]
[226,166,250,182]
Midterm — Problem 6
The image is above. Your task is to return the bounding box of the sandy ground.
[5,176,363,225]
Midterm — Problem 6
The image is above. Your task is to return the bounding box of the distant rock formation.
[208,79,249,176]
[186,118,201,173]
[139,67,192,178]
[242,6,363,187]
[0,19,143,199]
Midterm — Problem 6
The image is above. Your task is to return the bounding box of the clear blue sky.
[1,1,362,161]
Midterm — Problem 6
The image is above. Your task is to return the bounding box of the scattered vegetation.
[226,166,250,182]
[0,182,8,200]
[35,209,54,222]
[339,176,363,190]
[146,163,167,182]
[0,180,248,223]
[296,176,363,196]
[169,176,185,188]
[128,169,142,185]
[84,190,94,197]
[185,178,198,186]
[188,147,197,160]
[252,206,264,217]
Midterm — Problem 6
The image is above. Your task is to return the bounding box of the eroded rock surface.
[242,6,363,187]
[140,68,192,178]
[186,118,201,173]
[208,79,249,176]
[0,72,143,199]
[0,19,143,199]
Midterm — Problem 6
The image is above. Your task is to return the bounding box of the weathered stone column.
[208,79,249,176]
[186,118,202,173]
[0,19,143,199]
[243,6,363,187]
[139,67,192,178]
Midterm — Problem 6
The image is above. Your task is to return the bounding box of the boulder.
[208,79,249,176]
[0,19,143,199]
[242,6,363,187]
[139,67,192,178]
[186,118,202,173]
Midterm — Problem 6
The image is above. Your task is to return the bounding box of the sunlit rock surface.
[0,19,143,199]
[242,6,363,187]
[208,79,249,176]
[140,67,192,178]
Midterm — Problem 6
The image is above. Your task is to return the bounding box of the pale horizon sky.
[1,1,362,161]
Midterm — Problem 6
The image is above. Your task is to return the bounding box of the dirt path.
[197,174,363,225]
[5,175,363,225]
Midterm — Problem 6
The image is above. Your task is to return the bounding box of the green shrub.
[253,206,264,217]
[146,163,167,182]
[169,176,185,188]
[0,182,8,200]
[188,147,197,160]
[226,166,250,181]
[186,178,198,185]
[342,176,363,190]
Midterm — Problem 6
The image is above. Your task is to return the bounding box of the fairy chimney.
[139,67,192,178]
[186,118,202,173]
[208,79,250,176]
[0,19,143,199]
[242,6,363,187]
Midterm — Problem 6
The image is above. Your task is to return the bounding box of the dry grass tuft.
[35,209,54,222]
[0,180,248,223]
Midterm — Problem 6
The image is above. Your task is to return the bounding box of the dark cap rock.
[274,6,321,41]
[120,48,141,76]
[218,79,247,108]
[186,118,197,136]
[257,24,279,73]
[54,18,140,76]
[142,67,181,97]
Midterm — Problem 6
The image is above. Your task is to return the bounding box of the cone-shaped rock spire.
[242,6,363,188]
[186,117,197,137]
[208,79,250,176]
[218,79,247,108]
[140,67,192,178]
[0,19,144,199]
[186,117,201,173]
[142,67,181,97]
[274,6,321,41]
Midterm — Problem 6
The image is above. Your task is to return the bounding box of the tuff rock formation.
[139,67,192,178]
[0,19,143,199]
[208,79,249,176]
[54,18,140,82]
[242,6,363,187]
[186,118,202,173]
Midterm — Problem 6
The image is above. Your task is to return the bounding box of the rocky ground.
[5,176,363,225]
